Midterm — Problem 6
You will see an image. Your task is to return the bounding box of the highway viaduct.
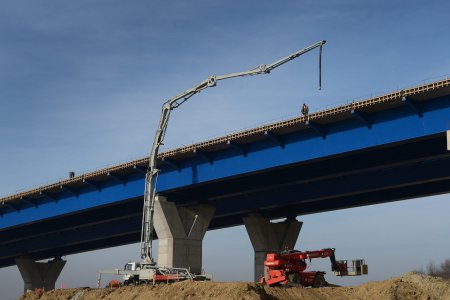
[1,79,449,291]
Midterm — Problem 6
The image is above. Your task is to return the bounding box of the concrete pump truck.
[97,40,367,287]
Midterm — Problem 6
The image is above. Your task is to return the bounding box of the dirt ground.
[19,272,450,300]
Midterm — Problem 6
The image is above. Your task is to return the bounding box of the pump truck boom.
[140,40,326,265]
[98,40,326,286]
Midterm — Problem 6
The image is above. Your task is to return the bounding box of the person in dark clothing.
[301,103,309,117]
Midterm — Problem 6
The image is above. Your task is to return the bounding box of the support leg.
[15,257,66,293]
[243,214,302,282]
[154,196,215,274]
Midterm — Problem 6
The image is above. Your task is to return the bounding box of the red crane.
[261,248,367,287]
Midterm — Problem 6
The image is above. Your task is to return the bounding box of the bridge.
[1,79,449,291]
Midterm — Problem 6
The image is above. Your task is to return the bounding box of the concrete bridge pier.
[243,214,302,282]
[154,196,215,274]
[15,257,66,293]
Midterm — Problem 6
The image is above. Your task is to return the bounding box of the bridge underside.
[1,132,449,268]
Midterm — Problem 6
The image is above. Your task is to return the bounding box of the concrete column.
[15,257,66,293]
[243,214,302,282]
[154,196,215,274]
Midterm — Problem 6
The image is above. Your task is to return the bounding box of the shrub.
[415,259,450,280]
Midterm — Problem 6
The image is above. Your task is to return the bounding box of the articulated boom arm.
[294,248,336,260]
[140,40,326,263]
[279,248,341,272]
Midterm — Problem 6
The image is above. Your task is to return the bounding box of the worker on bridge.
[301,103,309,117]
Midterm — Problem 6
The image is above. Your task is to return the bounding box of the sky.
[0,0,449,298]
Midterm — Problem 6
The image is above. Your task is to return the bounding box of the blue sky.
[1,0,449,298]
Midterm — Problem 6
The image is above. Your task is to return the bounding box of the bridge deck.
[1,78,449,204]
[0,78,449,268]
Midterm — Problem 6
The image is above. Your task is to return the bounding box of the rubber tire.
[313,274,326,288]
[139,280,149,285]
[288,273,301,285]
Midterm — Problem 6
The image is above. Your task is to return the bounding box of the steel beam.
[351,109,372,128]
[0,199,142,245]
[40,191,57,203]
[0,216,142,260]
[305,120,327,139]
[20,196,38,208]
[227,140,247,157]
[402,96,423,117]
[162,158,181,172]
[60,185,79,198]
[193,149,213,165]
[82,179,102,192]
[107,172,127,186]
[211,158,450,216]
[1,201,20,212]
[264,131,285,148]
[133,165,147,174]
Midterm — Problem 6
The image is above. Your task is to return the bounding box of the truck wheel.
[288,273,301,285]
[313,275,326,288]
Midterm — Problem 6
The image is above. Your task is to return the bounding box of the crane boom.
[140,40,326,264]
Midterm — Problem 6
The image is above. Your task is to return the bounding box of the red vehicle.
[261,248,358,287]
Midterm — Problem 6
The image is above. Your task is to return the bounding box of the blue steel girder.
[0,198,142,245]
[0,95,449,231]
[305,120,327,139]
[40,191,57,202]
[107,172,127,185]
[402,96,423,117]
[193,149,213,165]
[0,232,141,268]
[0,143,449,268]
[0,215,141,260]
[0,179,143,229]
[162,157,181,172]
[351,109,372,128]
[1,201,20,213]
[20,196,38,208]
[0,93,449,267]
[133,165,147,174]
[60,185,79,198]
[156,95,450,191]
[164,137,449,204]
[264,130,285,148]
[210,157,450,217]
[227,140,247,157]
[82,179,102,191]
[209,179,450,230]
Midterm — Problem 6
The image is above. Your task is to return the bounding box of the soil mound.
[18,272,450,300]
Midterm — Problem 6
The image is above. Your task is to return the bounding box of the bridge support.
[154,196,215,274]
[15,257,66,293]
[243,214,302,282]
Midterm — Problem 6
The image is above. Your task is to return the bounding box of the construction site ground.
[19,272,450,300]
